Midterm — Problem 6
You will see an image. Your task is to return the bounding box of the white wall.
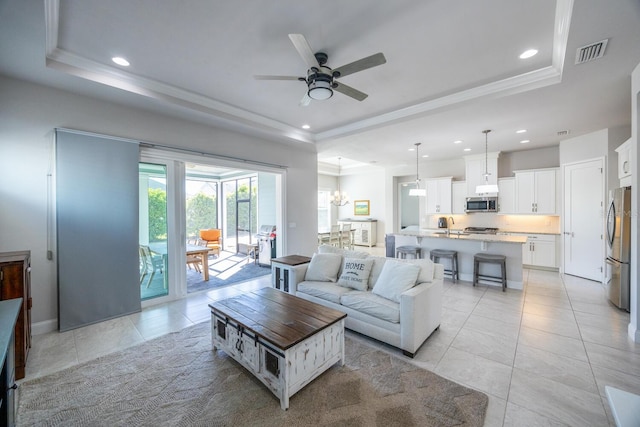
[336,170,386,244]
[630,61,640,342]
[499,146,559,177]
[0,75,319,326]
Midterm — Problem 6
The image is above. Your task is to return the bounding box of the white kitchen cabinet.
[514,168,558,214]
[465,152,499,197]
[615,138,632,186]
[522,234,558,269]
[425,177,452,214]
[339,219,377,247]
[497,178,515,214]
[451,181,467,214]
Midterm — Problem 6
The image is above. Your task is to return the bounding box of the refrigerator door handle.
[606,199,616,248]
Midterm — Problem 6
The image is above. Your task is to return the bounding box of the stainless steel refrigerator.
[606,186,631,311]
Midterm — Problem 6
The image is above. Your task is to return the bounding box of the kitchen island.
[390,230,527,290]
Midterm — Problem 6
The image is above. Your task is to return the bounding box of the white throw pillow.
[371,260,420,303]
[337,258,374,291]
[304,253,343,282]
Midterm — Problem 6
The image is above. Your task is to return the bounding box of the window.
[318,190,331,230]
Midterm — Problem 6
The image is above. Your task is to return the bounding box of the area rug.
[17,322,487,426]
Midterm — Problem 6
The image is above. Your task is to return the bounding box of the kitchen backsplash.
[423,214,560,234]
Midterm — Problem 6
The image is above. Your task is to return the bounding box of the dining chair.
[199,229,222,257]
[340,223,353,249]
[139,245,165,288]
[186,254,202,272]
[329,224,341,247]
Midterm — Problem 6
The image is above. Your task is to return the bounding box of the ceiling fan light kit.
[475,129,500,195]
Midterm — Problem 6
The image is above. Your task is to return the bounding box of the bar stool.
[396,245,422,259]
[429,249,459,281]
[473,253,507,291]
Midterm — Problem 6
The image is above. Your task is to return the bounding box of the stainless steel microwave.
[465,197,498,213]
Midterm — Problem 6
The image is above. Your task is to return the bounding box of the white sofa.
[288,245,443,357]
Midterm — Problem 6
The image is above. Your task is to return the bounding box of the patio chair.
[139,245,165,288]
[199,229,222,257]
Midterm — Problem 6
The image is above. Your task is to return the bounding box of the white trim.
[32,319,58,335]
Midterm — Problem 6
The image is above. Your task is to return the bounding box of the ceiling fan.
[255,34,386,106]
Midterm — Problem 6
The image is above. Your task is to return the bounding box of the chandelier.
[475,129,500,194]
[330,157,349,206]
[409,143,426,196]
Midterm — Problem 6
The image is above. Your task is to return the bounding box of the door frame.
[561,156,606,282]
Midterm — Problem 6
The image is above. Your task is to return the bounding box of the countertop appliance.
[438,217,447,228]
[606,187,631,311]
[465,197,498,213]
[257,225,276,267]
[464,227,499,234]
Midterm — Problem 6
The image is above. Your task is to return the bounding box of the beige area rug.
[17,322,487,426]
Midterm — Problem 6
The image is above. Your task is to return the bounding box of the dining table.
[149,243,213,281]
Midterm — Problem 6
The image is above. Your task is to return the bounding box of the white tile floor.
[22,266,639,426]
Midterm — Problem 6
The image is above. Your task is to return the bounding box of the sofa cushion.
[371,260,420,303]
[297,281,352,304]
[304,253,342,282]
[340,291,400,323]
[367,256,387,289]
[397,258,435,283]
[317,244,369,259]
[337,257,374,291]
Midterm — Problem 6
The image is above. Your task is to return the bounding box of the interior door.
[563,159,604,281]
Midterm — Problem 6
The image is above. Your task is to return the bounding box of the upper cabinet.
[465,152,499,197]
[514,168,558,215]
[451,181,467,214]
[615,138,632,187]
[497,177,516,214]
[425,177,452,214]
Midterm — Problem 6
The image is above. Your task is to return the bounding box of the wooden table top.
[209,287,346,351]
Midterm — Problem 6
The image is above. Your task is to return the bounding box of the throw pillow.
[337,257,374,291]
[371,260,420,303]
[304,253,343,282]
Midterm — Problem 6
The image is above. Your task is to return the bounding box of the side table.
[271,255,311,294]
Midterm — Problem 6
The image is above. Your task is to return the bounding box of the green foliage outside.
[186,193,217,238]
[148,188,167,242]
[225,183,258,239]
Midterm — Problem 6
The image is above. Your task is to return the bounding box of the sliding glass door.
[139,163,169,300]
[222,177,257,252]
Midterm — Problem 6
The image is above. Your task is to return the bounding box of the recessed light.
[422,154,429,158]
[519,49,538,59]
[516,129,527,134]
[302,124,310,129]
[520,140,530,144]
[408,148,415,151]
[463,148,471,152]
[453,140,462,144]
[112,57,130,66]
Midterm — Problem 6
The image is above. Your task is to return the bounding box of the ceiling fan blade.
[299,93,312,107]
[288,34,320,69]
[333,82,368,101]
[254,75,302,81]
[332,53,386,78]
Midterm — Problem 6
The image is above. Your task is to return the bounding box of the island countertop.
[395,230,527,244]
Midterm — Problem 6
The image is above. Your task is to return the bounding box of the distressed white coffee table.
[209,287,346,410]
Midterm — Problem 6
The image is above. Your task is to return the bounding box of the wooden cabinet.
[0,299,21,427]
[497,178,516,214]
[0,251,31,380]
[340,220,377,247]
[271,255,311,294]
[522,234,558,269]
[514,168,558,214]
[465,152,499,197]
[616,138,632,186]
[451,181,467,214]
[425,177,452,214]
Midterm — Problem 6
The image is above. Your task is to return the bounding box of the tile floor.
[22,267,639,426]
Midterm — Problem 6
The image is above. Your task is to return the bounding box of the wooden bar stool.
[473,253,507,291]
[430,249,459,281]
[395,245,422,259]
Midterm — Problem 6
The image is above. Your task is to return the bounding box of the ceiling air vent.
[557,130,570,137]
[575,39,608,64]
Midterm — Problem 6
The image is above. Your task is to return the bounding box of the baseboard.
[629,322,639,343]
[32,318,58,335]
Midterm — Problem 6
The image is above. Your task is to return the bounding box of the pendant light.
[330,157,349,206]
[409,143,427,196]
[475,129,500,194]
